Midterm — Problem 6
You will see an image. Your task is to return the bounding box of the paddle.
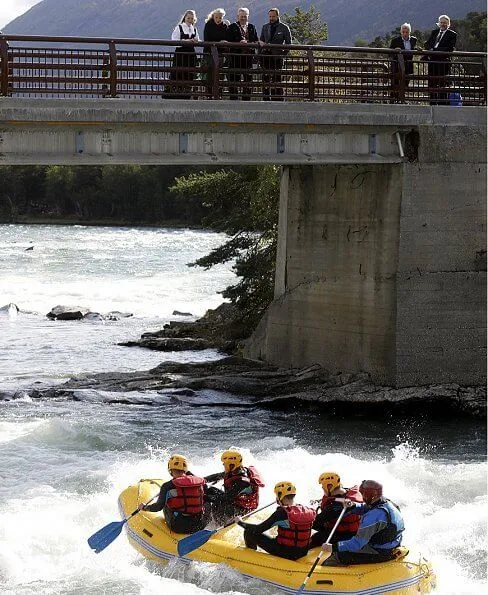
[87,492,159,554]
[295,506,348,594]
[177,501,275,557]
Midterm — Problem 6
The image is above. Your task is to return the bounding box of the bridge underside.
[0,98,454,166]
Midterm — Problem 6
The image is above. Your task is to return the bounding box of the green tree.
[169,165,280,330]
[452,12,487,52]
[283,5,328,45]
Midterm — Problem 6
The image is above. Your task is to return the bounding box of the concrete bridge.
[0,98,485,387]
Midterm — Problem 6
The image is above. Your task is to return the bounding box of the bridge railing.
[0,35,486,105]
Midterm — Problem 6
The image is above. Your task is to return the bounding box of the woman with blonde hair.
[168,9,200,99]
[202,8,229,97]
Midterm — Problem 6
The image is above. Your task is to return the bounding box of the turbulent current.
[0,224,486,595]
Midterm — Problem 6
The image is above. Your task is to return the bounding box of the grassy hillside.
[4,0,485,45]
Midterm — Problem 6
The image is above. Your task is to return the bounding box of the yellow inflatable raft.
[119,481,436,594]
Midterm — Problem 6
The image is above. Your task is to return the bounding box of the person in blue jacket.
[321,480,404,566]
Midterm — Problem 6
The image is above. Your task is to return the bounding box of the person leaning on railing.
[389,23,418,102]
[421,14,457,105]
[258,7,292,101]
[203,8,229,97]
[226,7,259,100]
[167,10,200,99]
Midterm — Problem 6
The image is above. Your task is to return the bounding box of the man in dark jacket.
[227,8,259,100]
[389,23,418,101]
[423,14,457,105]
[259,7,292,100]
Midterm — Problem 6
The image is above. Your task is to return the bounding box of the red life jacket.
[223,466,265,511]
[166,475,205,515]
[320,485,362,534]
[277,504,316,548]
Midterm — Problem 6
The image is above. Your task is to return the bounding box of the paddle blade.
[87,519,126,553]
[177,528,217,557]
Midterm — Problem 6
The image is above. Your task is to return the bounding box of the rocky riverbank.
[21,356,486,418]
[118,303,246,353]
[7,303,483,418]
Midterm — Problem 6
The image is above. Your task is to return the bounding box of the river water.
[0,224,486,595]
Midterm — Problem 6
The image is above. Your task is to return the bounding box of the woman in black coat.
[203,8,229,97]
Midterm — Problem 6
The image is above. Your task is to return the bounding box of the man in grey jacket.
[259,8,292,100]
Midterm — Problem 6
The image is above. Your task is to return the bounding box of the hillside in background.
[3,0,485,45]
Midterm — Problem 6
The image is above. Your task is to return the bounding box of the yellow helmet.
[168,454,188,472]
[221,449,243,472]
[274,481,297,502]
[318,472,341,496]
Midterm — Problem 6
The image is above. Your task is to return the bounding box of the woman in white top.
[168,10,200,99]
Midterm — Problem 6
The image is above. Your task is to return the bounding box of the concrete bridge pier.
[246,126,486,386]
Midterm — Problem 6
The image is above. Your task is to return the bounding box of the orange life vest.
[166,475,205,515]
[223,466,265,511]
[320,485,362,534]
[276,504,316,548]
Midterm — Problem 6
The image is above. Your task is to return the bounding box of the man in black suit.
[423,14,457,105]
[389,23,417,102]
[227,8,259,100]
[259,7,292,101]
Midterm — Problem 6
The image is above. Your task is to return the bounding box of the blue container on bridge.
[449,92,463,106]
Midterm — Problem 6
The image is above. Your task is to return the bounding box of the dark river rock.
[26,356,486,418]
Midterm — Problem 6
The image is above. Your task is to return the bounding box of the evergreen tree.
[283,5,328,45]
[169,165,280,330]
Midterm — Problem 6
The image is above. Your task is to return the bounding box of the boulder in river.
[0,303,19,317]
[47,305,90,320]
[119,337,212,351]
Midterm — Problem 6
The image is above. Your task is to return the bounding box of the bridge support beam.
[246,123,486,386]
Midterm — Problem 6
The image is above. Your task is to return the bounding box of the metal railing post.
[0,38,9,96]
[482,58,487,105]
[109,41,117,98]
[307,49,315,101]
[397,52,406,103]
[210,45,220,99]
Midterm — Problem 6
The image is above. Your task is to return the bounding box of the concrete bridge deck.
[0,98,484,165]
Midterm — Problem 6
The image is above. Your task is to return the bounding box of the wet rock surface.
[119,303,245,353]
[46,305,133,321]
[22,356,486,418]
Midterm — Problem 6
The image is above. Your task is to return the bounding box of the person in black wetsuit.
[139,454,208,534]
[204,449,264,524]
[237,480,316,561]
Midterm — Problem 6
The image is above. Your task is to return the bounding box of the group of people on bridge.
[168,6,291,101]
[139,450,405,567]
[168,7,458,105]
